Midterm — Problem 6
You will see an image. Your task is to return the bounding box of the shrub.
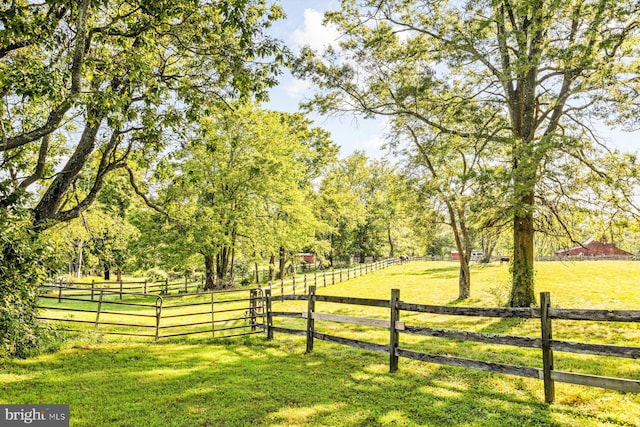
[146,267,168,282]
[0,206,55,358]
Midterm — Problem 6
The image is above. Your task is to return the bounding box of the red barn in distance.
[555,236,634,259]
[296,253,315,264]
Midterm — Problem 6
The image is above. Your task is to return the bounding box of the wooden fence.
[42,276,205,301]
[266,286,640,404]
[43,257,417,301]
[37,257,415,340]
[260,257,417,300]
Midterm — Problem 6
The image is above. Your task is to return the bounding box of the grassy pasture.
[2,260,639,426]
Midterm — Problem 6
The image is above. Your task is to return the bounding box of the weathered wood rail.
[265,286,640,404]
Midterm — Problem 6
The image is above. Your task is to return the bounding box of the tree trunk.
[216,246,232,287]
[254,261,259,284]
[459,260,470,300]
[278,246,286,280]
[268,254,275,282]
[359,253,365,263]
[387,225,395,258]
[510,191,536,306]
[204,254,216,290]
[75,240,83,278]
[104,268,110,281]
[447,203,471,300]
[33,111,102,227]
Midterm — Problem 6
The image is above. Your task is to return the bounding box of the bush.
[146,267,168,282]
[0,206,55,358]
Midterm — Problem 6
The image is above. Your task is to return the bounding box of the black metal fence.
[37,286,264,340]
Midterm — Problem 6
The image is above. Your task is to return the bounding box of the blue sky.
[265,1,388,159]
[265,1,639,158]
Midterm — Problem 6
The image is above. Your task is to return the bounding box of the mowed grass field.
[1,260,639,426]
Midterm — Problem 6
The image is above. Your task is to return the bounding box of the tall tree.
[1,0,286,229]
[295,0,640,306]
[149,106,333,289]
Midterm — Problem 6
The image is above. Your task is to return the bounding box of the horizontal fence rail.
[43,257,414,302]
[37,257,417,342]
[266,286,640,404]
[37,286,265,341]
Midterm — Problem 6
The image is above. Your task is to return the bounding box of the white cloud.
[291,9,341,52]
[283,77,311,99]
[360,134,386,152]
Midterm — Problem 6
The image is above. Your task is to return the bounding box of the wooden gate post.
[57,281,62,303]
[250,289,257,331]
[94,290,104,330]
[265,289,273,340]
[210,288,215,338]
[306,286,316,353]
[155,296,163,342]
[389,288,400,372]
[540,292,555,403]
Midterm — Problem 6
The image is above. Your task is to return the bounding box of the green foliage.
[0,206,54,358]
[295,0,640,306]
[145,267,168,282]
[3,261,640,425]
[135,105,337,287]
[1,0,287,228]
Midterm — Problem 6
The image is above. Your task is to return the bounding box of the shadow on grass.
[480,317,528,334]
[1,337,635,426]
[389,265,460,279]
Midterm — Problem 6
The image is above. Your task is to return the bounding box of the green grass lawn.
[2,260,639,426]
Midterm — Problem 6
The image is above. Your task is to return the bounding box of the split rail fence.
[266,286,640,404]
[44,257,414,301]
[37,258,413,340]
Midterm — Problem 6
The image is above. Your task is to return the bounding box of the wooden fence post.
[143,279,147,295]
[304,274,308,295]
[306,286,316,353]
[250,289,257,331]
[155,296,163,342]
[184,276,188,293]
[265,289,273,340]
[540,292,555,403]
[119,279,123,300]
[90,279,95,301]
[211,289,215,338]
[58,281,63,303]
[389,288,400,373]
[94,290,104,330]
